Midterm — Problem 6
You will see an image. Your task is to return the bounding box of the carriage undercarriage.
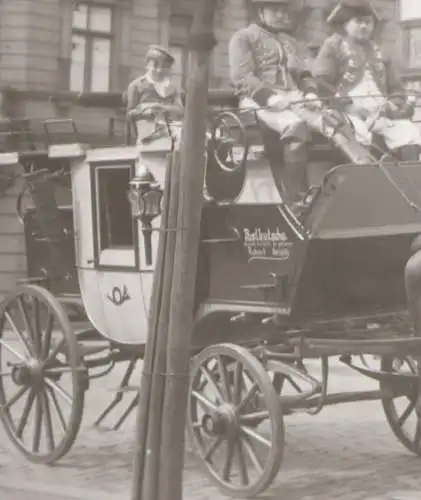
[1,100,421,497]
[2,282,421,496]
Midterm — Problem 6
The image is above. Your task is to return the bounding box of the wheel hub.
[11,364,28,385]
[10,358,43,386]
[202,403,239,436]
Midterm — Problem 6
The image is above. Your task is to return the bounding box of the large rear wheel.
[380,356,421,456]
[0,285,86,463]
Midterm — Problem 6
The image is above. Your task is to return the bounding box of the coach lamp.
[127,165,163,266]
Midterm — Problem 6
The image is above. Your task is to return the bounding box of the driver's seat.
[371,134,421,162]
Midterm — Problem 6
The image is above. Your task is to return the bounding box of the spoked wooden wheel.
[0,285,86,463]
[380,356,421,456]
[187,343,284,498]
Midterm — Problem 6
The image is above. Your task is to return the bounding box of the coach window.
[95,165,135,267]
[70,3,114,92]
[400,0,421,72]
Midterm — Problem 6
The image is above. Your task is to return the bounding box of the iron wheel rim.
[381,355,421,456]
[187,343,284,498]
[0,285,85,463]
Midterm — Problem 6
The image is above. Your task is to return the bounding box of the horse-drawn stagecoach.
[2,89,421,497]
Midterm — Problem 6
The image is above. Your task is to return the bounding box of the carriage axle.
[283,389,382,413]
[8,357,65,387]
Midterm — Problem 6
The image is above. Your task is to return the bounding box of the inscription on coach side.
[243,227,292,260]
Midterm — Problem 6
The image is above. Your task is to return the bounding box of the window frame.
[169,13,193,90]
[70,1,115,93]
[169,44,191,90]
[400,0,421,22]
[93,162,137,270]
[399,0,421,76]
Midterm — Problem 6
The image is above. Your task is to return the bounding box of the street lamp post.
[130,1,218,499]
[128,166,163,266]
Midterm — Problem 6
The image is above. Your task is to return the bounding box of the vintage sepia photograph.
[1,1,421,499]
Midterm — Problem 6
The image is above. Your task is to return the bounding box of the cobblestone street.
[1,359,421,500]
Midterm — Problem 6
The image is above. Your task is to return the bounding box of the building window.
[70,3,114,92]
[400,0,421,71]
[401,0,421,21]
[169,14,192,90]
[170,45,191,89]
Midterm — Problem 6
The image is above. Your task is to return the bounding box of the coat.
[312,34,410,115]
[228,23,318,106]
[126,75,180,114]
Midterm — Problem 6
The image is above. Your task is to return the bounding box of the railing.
[2,88,421,160]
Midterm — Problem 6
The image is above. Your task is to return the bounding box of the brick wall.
[0,0,164,297]
[0,0,33,87]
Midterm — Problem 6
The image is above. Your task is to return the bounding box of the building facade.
[0,0,416,296]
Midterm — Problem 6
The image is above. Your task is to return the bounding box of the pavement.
[1,358,421,500]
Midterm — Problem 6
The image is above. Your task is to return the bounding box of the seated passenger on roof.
[312,0,421,161]
[126,45,184,144]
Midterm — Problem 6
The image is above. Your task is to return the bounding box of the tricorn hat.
[327,0,380,25]
[145,45,175,65]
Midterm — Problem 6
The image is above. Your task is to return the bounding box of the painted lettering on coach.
[242,227,293,260]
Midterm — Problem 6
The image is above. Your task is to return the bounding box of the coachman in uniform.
[228,0,371,211]
[313,0,421,161]
[228,0,321,209]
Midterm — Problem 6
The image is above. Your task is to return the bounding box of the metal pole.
[140,151,180,500]
[157,1,218,500]
[130,153,175,500]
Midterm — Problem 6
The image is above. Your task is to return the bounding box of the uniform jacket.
[312,34,406,101]
[126,74,180,113]
[228,23,318,106]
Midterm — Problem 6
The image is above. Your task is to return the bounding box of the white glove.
[267,94,290,111]
[304,92,322,109]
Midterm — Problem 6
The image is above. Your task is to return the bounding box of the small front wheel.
[187,343,284,498]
